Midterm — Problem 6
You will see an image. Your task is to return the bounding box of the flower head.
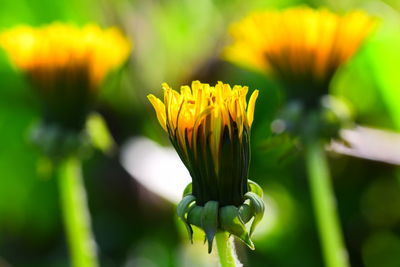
[148,81,263,252]
[148,81,258,205]
[1,23,131,128]
[1,23,131,89]
[224,7,375,99]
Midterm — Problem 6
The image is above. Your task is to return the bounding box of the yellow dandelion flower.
[224,7,375,92]
[0,23,131,129]
[148,81,258,205]
[148,81,263,251]
[1,23,131,90]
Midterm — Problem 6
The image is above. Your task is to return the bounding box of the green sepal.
[248,180,263,198]
[244,192,265,236]
[177,195,196,242]
[187,205,203,228]
[219,205,254,250]
[182,182,193,197]
[238,203,253,223]
[201,201,219,253]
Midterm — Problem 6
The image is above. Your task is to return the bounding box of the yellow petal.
[147,94,167,131]
[247,90,259,127]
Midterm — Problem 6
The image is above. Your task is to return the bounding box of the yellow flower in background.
[148,81,258,205]
[0,24,131,266]
[0,23,131,130]
[1,23,131,90]
[224,7,375,90]
[148,81,263,252]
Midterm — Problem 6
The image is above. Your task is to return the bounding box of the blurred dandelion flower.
[0,23,131,129]
[224,7,375,101]
[225,8,376,267]
[148,81,264,252]
[0,23,131,266]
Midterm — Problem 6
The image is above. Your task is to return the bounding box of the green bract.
[272,96,352,143]
[30,122,91,160]
[177,180,265,253]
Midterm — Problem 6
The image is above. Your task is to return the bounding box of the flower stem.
[58,156,99,267]
[305,141,349,267]
[215,231,241,267]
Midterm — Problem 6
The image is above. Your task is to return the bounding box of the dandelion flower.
[224,7,375,99]
[148,81,264,252]
[1,23,131,128]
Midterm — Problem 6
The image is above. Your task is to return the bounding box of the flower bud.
[148,81,264,251]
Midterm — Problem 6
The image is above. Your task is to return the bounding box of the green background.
[1,0,400,266]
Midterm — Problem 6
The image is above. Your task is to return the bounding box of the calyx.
[177,180,265,253]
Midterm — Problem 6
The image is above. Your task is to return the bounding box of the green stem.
[58,157,99,267]
[215,231,240,267]
[305,141,349,267]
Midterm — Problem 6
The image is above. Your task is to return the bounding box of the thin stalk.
[305,141,349,267]
[215,231,241,267]
[58,157,99,267]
